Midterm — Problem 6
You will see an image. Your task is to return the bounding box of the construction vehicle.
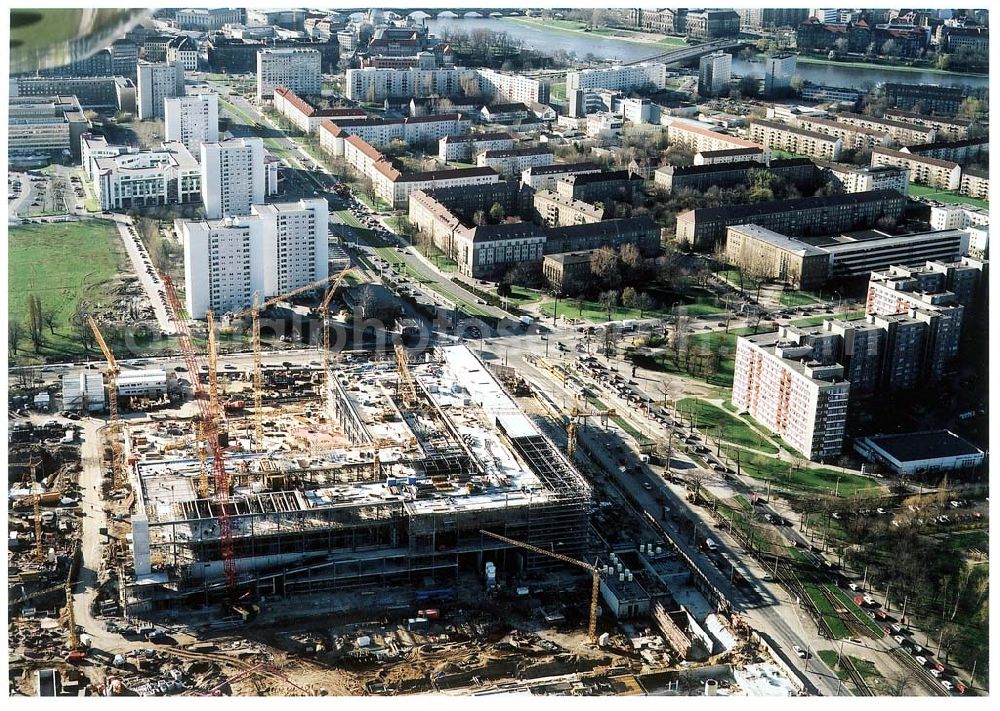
[231,272,346,451]
[87,316,127,489]
[479,529,603,642]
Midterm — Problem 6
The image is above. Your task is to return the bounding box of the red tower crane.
[161,274,238,599]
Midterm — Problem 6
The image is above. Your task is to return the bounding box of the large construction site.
[124,345,591,613]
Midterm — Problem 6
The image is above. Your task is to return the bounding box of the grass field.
[908,184,988,210]
[827,585,885,637]
[803,582,851,638]
[677,398,778,453]
[9,220,124,363]
[721,445,885,499]
[505,16,687,46]
[779,289,823,307]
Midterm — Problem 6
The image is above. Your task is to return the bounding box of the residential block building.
[676,190,906,249]
[655,158,817,195]
[319,114,470,156]
[883,110,971,141]
[666,120,766,156]
[794,115,890,151]
[567,63,668,93]
[731,328,850,460]
[164,93,219,154]
[477,147,554,177]
[748,119,843,161]
[438,132,514,162]
[698,52,732,98]
[959,168,989,201]
[200,137,266,219]
[871,147,961,191]
[257,47,322,101]
[694,147,767,165]
[521,162,602,192]
[820,163,910,195]
[136,60,185,120]
[273,86,367,134]
[834,111,937,145]
[883,83,967,116]
[180,198,327,318]
[901,138,988,165]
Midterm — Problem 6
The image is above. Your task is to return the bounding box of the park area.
[676,398,779,453]
[8,219,124,363]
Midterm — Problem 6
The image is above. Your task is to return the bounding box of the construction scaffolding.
[123,345,591,611]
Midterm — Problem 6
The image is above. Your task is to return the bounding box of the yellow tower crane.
[195,420,210,498]
[479,529,602,642]
[87,316,127,490]
[232,273,344,451]
[317,267,353,411]
[394,343,417,406]
[33,495,44,562]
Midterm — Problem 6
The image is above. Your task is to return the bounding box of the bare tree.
[590,246,622,289]
[599,289,619,322]
[42,308,57,335]
[635,292,655,318]
[9,322,24,356]
[27,294,44,352]
[72,304,97,354]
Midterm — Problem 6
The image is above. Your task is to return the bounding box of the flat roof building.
[136,60,185,120]
[855,430,985,477]
[257,47,322,102]
[200,137,266,220]
[8,95,88,162]
[164,93,219,155]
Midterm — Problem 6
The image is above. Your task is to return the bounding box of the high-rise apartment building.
[732,327,851,460]
[698,52,732,97]
[180,198,328,318]
[164,93,219,154]
[200,137,266,219]
[136,60,185,120]
[764,53,797,97]
[256,47,322,101]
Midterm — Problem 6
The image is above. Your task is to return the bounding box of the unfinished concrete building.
[123,346,591,612]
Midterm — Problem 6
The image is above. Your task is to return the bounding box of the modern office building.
[10,76,118,108]
[854,430,985,477]
[731,327,851,460]
[8,95,89,163]
[80,133,136,180]
[164,93,219,154]
[180,198,328,318]
[136,60,185,120]
[92,141,201,210]
[200,137,266,219]
[698,52,732,98]
[257,47,322,102]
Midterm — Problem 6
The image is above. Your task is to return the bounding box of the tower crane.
[231,272,345,451]
[479,529,602,642]
[394,343,417,406]
[161,274,239,599]
[317,267,353,411]
[206,310,222,420]
[33,494,44,562]
[87,316,127,490]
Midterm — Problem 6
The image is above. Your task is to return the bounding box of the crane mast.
[162,275,238,598]
[87,316,127,490]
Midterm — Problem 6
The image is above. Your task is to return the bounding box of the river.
[425,17,988,90]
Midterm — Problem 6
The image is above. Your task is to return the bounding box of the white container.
[356,636,371,648]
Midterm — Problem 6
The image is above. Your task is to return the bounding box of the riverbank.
[504,16,685,47]
[794,53,988,78]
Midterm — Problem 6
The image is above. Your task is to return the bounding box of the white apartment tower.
[698,51,732,98]
[764,53,797,97]
[180,198,328,318]
[257,47,322,102]
[137,60,185,120]
[200,137,266,219]
[164,93,219,154]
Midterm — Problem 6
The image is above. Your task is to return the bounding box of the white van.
[704,538,718,552]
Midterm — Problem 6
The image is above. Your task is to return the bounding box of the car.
[174,366,187,372]
[915,656,928,666]
[940,680,954,691]
[893,635,906,644]
[642,482,653,491]
[930,668,943,678]
[792,645,808,659]
[224,364,237,370]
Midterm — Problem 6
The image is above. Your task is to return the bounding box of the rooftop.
[863,430,984,463]
[524,161,600,176]
[680,189,905,223]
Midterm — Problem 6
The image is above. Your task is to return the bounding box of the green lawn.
[721,445,886,499]
[779,289,823,307]
[827,585,885,638]
[550,81,566,102]
[539,297,669,323]
[677,398,778,453]
[9,220,125,363]
[505,16,686,46]
[508,285,542,305]
[804,582,851,638]
[908,184,988,210]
